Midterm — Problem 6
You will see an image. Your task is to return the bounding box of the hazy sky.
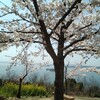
[0,0,100,66]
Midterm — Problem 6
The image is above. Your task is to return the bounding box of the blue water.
[0,62,100,86]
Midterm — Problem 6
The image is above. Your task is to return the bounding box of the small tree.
[8,44,37,98]
[17,45,37,98]
[0,0,100,100]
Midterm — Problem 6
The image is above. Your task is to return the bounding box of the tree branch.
[0,37,45,45]
[78,23,92,31]
[0,30,41,34]
[63,35,87,50]
[51,36,59,41]
[14,11,38,25]
[64,48,96,58]
[0,1,11,9]
[0,12,13,17]
[0,38,14,43]
[49,0,82,37]
[32,0,58,61]
[31,0,39,16]
[22,0,37,21]
[48,27,60,37]
[62,19,73,29]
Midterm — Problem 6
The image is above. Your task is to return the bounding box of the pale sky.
[0,0,100,67]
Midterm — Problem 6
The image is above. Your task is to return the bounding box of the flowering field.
[0,82,48,97]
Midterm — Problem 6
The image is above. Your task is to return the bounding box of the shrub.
[75,82,83,91]
[0,82,48,97]
[0,79,3,87]
[88,86,100,97]
[94,91,100,98]
[22,84,48,96]
[1,82,18,97]
[65,78,76,92]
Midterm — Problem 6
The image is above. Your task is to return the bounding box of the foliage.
[21,84,47,96]
[65,78,100,98]
[65,78,77,92]
[65,78,83,94]
[88,86,100,97]
[75,82,83,92]
[94,91,100,98]
[0,82,17,97]
[0,82,48,97]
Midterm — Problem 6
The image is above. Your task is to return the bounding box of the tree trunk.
[65,66,68,94]
[17,78,22,98]
[54,61,64,100]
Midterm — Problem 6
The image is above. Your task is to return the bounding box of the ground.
[6,96,100,100]
[7,96,53,100]
[75,96,100,100]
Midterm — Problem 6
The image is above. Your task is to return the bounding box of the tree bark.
[54,61,64,100]
[65,70,68,94]
[53,25,65,100]
[17,78,22,98]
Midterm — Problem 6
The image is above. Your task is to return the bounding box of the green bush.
[75,82,83,91]
[21,84,47,96]
[94,91,100,98]
[0,82,48,97]
[65,78,76,92]
[88,86,100,97]
[0,82,18,97]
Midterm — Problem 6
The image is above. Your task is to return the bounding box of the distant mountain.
[46,64,100,72]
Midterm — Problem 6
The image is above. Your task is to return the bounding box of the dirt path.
[7,96,100,100]
[7,96,53,100]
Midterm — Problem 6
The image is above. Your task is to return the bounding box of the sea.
[0,62,100,86]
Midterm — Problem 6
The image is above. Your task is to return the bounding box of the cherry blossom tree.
[0,0,100,100]
[6,43,37,98]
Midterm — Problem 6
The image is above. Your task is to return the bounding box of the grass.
[6,96,100,100]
